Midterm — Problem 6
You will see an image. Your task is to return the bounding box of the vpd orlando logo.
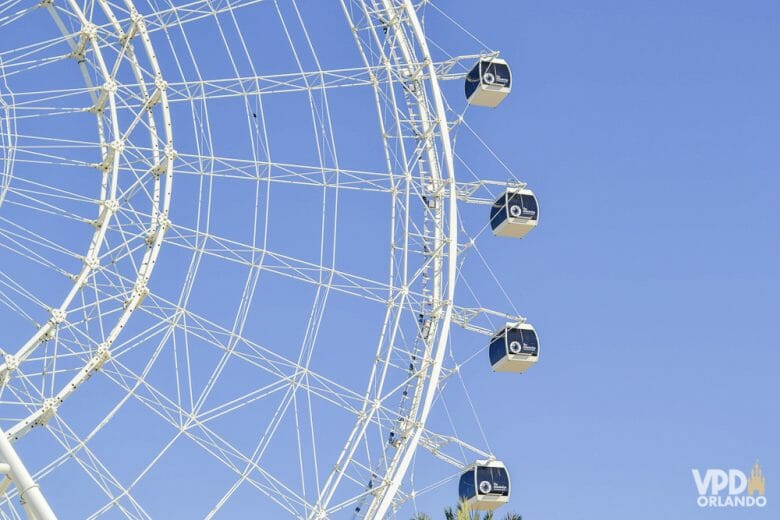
[692,460,767,508]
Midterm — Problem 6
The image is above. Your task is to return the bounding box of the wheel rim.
[0,1,530,517]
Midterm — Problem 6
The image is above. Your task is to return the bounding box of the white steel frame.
[0,0,533,518]
[0,0,173,515]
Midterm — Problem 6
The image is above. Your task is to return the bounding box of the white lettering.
[692,469,713,495]
[729,469,747,494]
[692,466,767,508]
[711,470,729,494]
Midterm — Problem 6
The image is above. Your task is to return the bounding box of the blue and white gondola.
[465,57,512,108]
[458,460,511,511]
[490,188,539,238]
[489,323,540,373]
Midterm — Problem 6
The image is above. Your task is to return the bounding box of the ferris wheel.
[0,0,541,518]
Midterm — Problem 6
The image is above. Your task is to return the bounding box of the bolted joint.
[154,75,168,92]
[130,9,146,31]
[124,281,150,310]
[110,139,124,153]
[38,398,59,426]
[102,79,118,95]
[156,213,171,231]
[87,343,111,374]
[102,198,119,214]
[164,144,177,162]
[4,354,19,371]
[96,343,111,362]
[80,22,98,40]
[83,254,100,270]
[145,76,168,109]
[49,308,67,325]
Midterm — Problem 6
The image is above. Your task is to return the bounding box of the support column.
[0,428,57,520]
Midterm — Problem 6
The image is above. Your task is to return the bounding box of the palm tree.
[413,500,521,520]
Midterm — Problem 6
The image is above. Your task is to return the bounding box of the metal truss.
[0,0,533,518]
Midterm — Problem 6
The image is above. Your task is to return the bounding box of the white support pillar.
[0,428,57,520]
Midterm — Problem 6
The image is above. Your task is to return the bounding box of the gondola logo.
[692,460,767,508]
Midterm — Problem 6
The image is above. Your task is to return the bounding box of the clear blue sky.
[2,1,778,518]
[425,1,779,518]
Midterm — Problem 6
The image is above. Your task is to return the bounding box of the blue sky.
[2,0,778,518]
[431,1,779,518]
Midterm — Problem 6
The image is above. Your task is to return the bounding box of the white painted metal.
[0,76,14,210]
[364,0,461,516]
[0,427,56,520]
[1,0,174,443]
[0,0,536,516]
[306,0,446,512]
[0,0,173,515]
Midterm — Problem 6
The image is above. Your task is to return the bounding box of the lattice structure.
[0,0,538,518]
